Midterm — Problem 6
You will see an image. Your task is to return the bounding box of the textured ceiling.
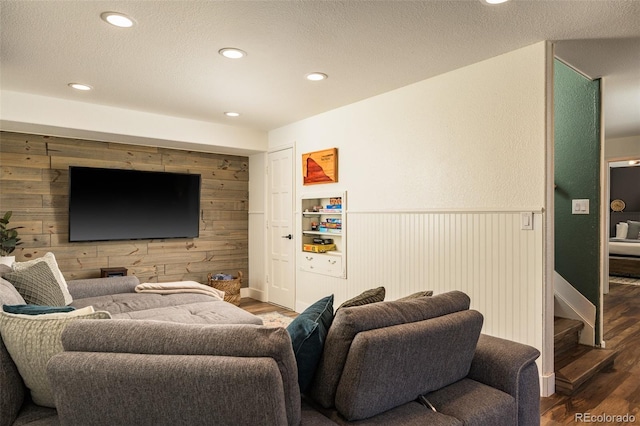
[1,1,639,138]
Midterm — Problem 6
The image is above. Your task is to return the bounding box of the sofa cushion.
[49,352,290,426]
[58,320,301,425]
[309,400,463,426]
[10,401,58,426]
[0,277,26,306]
[67,275,139,299]
[334,310,484,421]
[287,295,334,393]
[425,378,516,426]
[71,291,223,314]
[3,262,67,307]
[0,307,111,407]
[12,252,73,305]
[337,287,385,309]
[111,300,262,325]
[308,290,471,408]
[0,336,24,426]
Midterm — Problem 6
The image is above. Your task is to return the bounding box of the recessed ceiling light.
[101,12,135,28]
[306,72,328,81]
[224,112,240,117]
[219,48,247,59]
[481,0,510,4]
[68,83,92,91]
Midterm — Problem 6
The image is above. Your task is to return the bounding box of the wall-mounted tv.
[69,166,201,242]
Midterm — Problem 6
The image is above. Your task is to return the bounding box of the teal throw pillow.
[286,294,334,393]
[3,305,76,315]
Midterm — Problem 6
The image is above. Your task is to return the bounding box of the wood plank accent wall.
[0,131,249,284]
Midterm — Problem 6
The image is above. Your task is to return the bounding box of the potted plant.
[0,211,22,266]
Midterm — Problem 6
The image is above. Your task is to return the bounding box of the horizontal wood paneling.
[0,131,249,284]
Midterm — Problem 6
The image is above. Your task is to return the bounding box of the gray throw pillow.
[396,290,434,301]
[12,252,73,305]
[338,287,385,310]
[3,262,66,307]
[627,221,640,240]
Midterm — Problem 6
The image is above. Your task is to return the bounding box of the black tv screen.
[69,167,201,242]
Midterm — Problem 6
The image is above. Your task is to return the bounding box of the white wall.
[268,41,553,393]
[248,152,267,299]
[606,135,640,160]
[271,44,546,212]
[0,90,267,155]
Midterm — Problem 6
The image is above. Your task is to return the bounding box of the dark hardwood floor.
[541,283,640,425]
[239,297,299,319]
[239,283,640,424]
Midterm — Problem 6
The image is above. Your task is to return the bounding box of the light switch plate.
[521,212,533,230]
[572,199,589,215]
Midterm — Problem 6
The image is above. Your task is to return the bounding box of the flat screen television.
[69,166,201,242]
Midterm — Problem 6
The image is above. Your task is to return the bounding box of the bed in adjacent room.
[610,216,640,278]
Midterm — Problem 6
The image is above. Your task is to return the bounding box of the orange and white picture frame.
[302,148,338,185]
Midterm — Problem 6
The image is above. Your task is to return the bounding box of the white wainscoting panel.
[296,210,544,351]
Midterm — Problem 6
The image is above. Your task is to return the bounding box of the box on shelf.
[313,238,334,244]
[322,222,341,229]
[303,243,337,253]
[318,227,341,234]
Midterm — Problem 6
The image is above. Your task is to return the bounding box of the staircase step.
[555,342,592,371]
[554,317,584,360]
[555,347,618,395]
[554,317,584,342]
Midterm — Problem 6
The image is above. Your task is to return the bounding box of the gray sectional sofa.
[2,276,541,425]
[0,275,261,426]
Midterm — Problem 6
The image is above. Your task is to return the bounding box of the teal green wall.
[554,60,601,317]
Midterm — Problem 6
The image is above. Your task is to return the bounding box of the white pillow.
[12,252,72,305]
[0,306,111,407]
[616,222,629,239]
[0,277,26,305]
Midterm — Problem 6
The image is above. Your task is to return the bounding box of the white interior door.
[267,148,295,309]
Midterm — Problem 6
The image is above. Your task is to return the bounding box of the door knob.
[282,234,293,240]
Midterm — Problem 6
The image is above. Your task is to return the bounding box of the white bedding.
[609,239,640,257]
[135,281,225,300]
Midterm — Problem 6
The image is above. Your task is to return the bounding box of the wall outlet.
[572,199,589,215]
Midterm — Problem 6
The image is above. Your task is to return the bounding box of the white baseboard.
[242,287,266,301]
[540,372,556,397]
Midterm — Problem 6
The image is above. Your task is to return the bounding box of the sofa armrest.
[467,334,540,426]
[67,276,140,299]
[48,351,289,426]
